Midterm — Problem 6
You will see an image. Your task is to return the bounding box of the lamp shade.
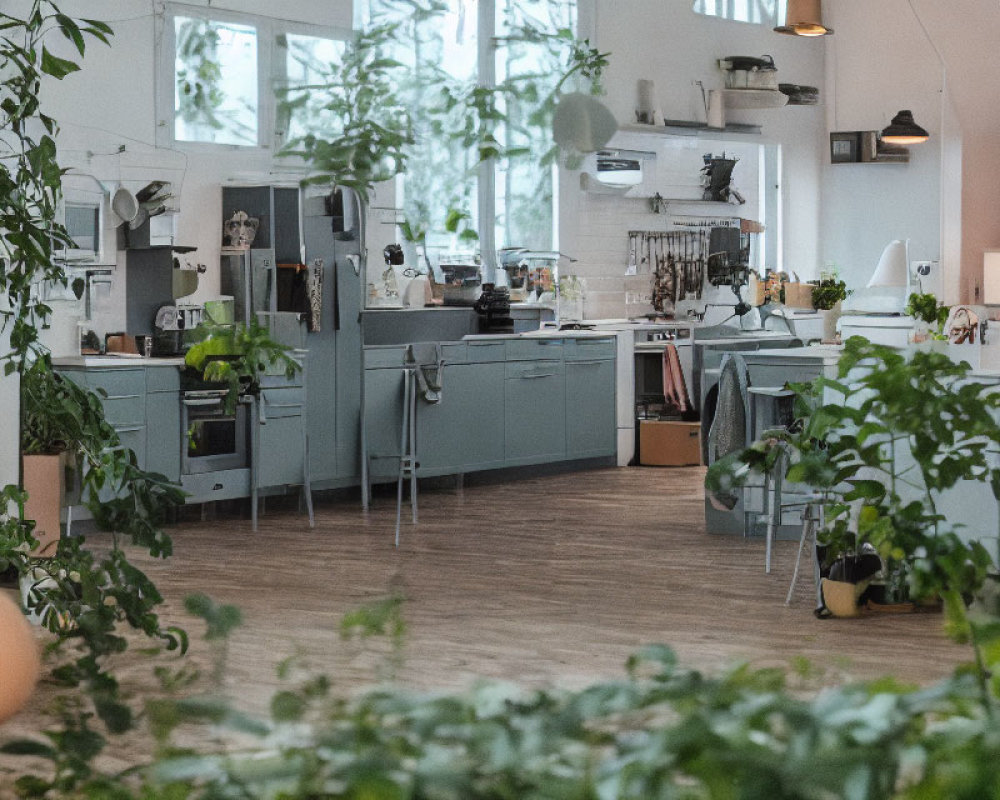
[881,110,929,145]
[552,92,618,153]
[868,239,909,289]
[775,0,833,36]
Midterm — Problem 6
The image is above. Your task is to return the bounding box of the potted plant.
[810,277,849,342]
[19,359,79,556]
[904,291,949,342]
[184,317,301,412]
[706,337,999,617]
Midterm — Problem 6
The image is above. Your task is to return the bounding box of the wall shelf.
[619,120,762,139]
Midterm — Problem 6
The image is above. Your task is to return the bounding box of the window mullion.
[258,17,274,150]
[477,0,497,281]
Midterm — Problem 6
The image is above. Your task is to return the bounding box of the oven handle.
[183,397,225,407]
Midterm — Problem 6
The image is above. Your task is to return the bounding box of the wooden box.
[639,421,702,466]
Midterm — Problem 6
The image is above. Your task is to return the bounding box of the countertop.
[52,355,187,368]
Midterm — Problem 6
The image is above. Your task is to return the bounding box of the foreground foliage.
[4,605,1000,799]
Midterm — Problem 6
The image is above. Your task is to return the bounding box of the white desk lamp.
[867,239,909,292]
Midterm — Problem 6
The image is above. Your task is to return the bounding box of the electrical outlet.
[910,260,933,279]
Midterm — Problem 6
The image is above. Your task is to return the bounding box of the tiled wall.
[561,133,762,321]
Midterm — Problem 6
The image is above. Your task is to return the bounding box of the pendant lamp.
[774,0,833,37]
[881,109,930,145]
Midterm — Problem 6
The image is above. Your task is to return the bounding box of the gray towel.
[406,343,444,404]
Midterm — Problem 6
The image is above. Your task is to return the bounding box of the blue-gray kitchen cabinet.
[503,359,566,465]
[416,361,506,475]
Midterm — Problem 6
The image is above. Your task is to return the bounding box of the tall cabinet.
[220,185,363,491]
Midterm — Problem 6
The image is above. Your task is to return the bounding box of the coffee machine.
[153,302,203,355]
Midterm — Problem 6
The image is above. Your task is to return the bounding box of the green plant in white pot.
[810,277,849,342]
[904,291,950,342]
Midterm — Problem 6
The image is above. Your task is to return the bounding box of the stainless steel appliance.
[181,389,249,475]
[153,303,204,355]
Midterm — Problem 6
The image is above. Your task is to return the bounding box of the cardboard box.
[639,421,702,466]
[782,281,815,309]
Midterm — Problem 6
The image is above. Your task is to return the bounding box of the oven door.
[181,392,248,475]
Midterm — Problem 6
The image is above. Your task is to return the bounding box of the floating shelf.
[721,89,789,109]
[619,120,762,139]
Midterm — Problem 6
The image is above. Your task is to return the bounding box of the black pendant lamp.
[881,110,930,145]
[774,0,833,37]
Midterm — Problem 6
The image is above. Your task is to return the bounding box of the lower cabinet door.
[416,362,505,474]
[364,367,405,480]
[145,391,181,482]
[257,413,305,487]
[565,359,616,458]
[504,360,565,464]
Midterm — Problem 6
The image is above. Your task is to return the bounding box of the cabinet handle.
[114,425,144,433]
[183,397,223,408]
[105,393,142,400]
[572,360,605,367]
[518,372,557,379]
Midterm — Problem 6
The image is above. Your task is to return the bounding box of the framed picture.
[830,132,860,163]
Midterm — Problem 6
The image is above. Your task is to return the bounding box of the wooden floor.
[4,466,975,749]
[101,467,974,687]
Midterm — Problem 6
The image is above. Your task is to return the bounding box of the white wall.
[820,0,944,292]
[563,0,825,318]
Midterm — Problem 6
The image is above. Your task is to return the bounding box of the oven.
[181,389,249,475]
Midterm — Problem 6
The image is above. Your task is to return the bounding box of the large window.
[158,5,348,151]
[359,0,584,261]
[693,0,787,25]
[161,2,586,266]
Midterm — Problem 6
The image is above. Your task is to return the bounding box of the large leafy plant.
[184,317,301,411]
[706,337,1000,692]
[1,2,196,765]
[5,596,1000,799]
[0,2,111,370]
[278,22,414,204]
[279,3,608,254]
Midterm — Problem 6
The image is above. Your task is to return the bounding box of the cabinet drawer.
[466,341,506,363]
[181,468,251,504]
[261,387,305,419]
[564,338,615,361]
[440,342,467,364]
[114,425,146,468]
[145,366,180,393]
[505,338,564,360]
[102,394,145,426]
[365,346,407,368]
[85,368,145,397]
[505,359,563,379]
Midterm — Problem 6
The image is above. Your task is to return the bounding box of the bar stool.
[785,498,824,608]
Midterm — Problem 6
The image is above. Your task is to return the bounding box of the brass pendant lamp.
[774,0,833,37]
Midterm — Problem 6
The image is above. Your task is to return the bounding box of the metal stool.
[785,498,824,607]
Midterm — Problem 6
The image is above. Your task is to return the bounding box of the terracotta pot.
[0,590,40,722]
[21,452,68,557]
[821,577,864,618]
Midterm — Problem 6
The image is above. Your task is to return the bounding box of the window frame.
[156,3,351,155]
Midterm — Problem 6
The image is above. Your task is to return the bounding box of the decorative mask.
[224,210,260,249]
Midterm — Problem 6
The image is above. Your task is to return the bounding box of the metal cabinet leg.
[409,382,417,525]
[395,369,412,547]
